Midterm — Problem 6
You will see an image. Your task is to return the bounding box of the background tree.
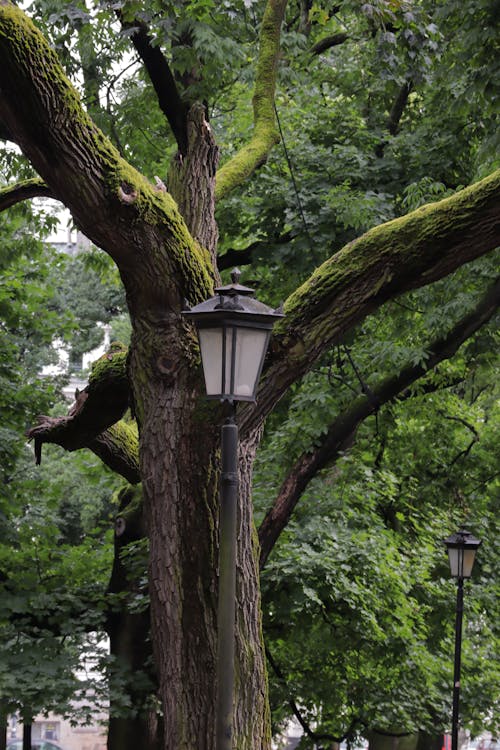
[256,277,499,744]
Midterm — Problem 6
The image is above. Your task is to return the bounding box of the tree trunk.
[416,733,445,750]
[127,314,270,749]
[106,487,161,750]
[22,723,31,750]
[0,706,6,750]
[368,732,419,750]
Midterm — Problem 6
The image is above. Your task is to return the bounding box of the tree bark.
[126,312,270,749]
[22,724,31,750]
[106,486,160,750]
[242,170,500,437]
[0,177,53,211]
[0,706,6,750]
[416,733,445,750]
[215,0,288,201]
[167,102,220,265]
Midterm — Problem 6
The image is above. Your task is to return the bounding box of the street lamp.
[443,528,482,750]
[183,269,283,750]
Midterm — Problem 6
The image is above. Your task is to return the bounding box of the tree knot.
[118,182,138,204]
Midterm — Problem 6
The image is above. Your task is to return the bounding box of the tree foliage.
[0,0,498,748]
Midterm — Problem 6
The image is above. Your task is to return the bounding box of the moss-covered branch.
[26,347,135,474]
[258,274,500,567]
[215,0,287,201]
[90,422,140,484]
[241,169,500,435]
[0,4,213,306]
[0,177,54,211]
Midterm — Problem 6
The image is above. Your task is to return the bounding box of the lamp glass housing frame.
[196,315,273,402]
[444,530,482,579]
[183,270,284,404]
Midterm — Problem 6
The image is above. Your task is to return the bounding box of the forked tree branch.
[0,4,214,305]
[258,274,500,567]
[26,349,133,468]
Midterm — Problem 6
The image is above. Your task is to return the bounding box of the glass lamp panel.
[462,548,477,578]
[447,547,461,578]
[198,328,223,396]
[222,325,234,398]
[232,327,270,399]
[447,546,478,578]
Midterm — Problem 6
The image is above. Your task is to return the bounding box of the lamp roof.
[443,528,482,550]
[183,268,284,323]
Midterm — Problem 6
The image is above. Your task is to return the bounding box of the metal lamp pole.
[451,573,464,750]
[183,269,284,750]
[444,528,482,750]
[216,407,238,750]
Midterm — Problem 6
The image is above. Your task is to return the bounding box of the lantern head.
[183,269,284,403]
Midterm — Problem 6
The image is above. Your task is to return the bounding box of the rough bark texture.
[127,315,270,749]
[106,487,160,750]
[167,102,220,266]
[241,168,500,438]
[0,8,270,747]
[0,176,53,209]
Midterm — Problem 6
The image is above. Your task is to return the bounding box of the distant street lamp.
[443,529,482,750]
[184,269,283,750]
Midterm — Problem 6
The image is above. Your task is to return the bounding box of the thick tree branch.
[258,275,500,567]
[119,16,189,154]
[90,423,140,484]
[376,79,413,157]
[0,5,213,307]
[215,0,288,201]
[27,349,132,464]
[241,170,500,437]
[218,231,293,270]
[387,79,413,136]
[310,32,349,55]
[0,177,54,211]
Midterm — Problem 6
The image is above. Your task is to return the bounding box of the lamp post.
[443,529,482,750]
[184,269,283,750]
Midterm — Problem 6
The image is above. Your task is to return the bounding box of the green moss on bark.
[215,0,287,201]
[0,5,214,305]
[281,168,500,358]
